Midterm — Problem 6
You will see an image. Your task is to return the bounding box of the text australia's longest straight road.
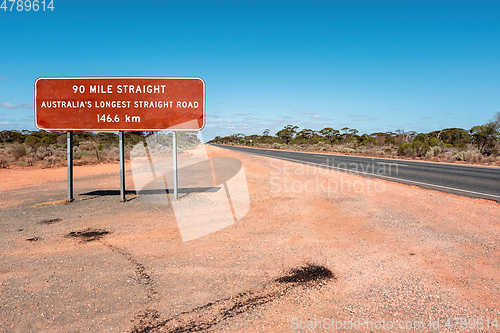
[213,145,500,203]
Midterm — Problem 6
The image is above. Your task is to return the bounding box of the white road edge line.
[376,162,410,167]
[267,155,500,200]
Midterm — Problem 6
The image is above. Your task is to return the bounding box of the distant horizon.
[1,0,499,142]
[1,118,494,144]
[0,107,498,142]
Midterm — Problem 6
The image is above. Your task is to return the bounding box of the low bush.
[425,146,442,158]
[342,147,356,154]
[74,150,92,160]
[33,147,55,161]
[9,144,27,161]
[0,157,9,168]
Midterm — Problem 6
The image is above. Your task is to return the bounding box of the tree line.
[0,130,151,148]
[209,112,500,157]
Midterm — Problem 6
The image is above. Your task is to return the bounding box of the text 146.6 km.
[97,114,141,123]
[1,0,54,11]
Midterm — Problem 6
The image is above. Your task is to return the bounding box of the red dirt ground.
[0,145,498,332]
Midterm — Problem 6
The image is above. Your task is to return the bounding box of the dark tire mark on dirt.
[132,264,336,333]
[130,308,162,333]
[103,242,160,302]
[25,237,40,242]
[39,218,62,225]
[66,228,162,330]
[101,242,162,333]
[67,228,110,242]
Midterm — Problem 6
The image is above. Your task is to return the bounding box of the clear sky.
[1,0,499,140]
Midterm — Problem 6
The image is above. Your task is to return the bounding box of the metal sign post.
[119,131,126,202]
[173,131,178,200]
[67,131,74,202]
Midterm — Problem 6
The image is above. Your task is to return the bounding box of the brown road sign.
[35,77,205,131]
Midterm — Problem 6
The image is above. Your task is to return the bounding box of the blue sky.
[1,0,499,140]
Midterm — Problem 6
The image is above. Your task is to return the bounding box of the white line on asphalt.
[266,155,500,201]
[376,162,409,167]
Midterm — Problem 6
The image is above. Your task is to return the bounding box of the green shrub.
[57,134,67,145]
[421,143,431,156]
[24,135,40,148]
[41,137,52,146]
[429,137,441,147]
[0,157,9,168]
[74,150,92,159]
[414,133,428,142]
[413,141,423,155]
[34,141,45,148]
[16,160,26,167]
[397,143,415,156]
[364,137,376,145]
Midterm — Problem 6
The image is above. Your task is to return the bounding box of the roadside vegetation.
[210,112,500,166]
[0,131,147,169]
[1,113,498,169]
[0,131,201,169]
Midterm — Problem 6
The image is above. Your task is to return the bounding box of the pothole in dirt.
[39,218,62,225]
[67,228,111,242]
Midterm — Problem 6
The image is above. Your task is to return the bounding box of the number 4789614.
[1,0,54,11]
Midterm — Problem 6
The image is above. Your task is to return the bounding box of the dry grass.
[1,141,121,169]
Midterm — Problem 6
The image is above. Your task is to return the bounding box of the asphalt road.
[213,145,500,202]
